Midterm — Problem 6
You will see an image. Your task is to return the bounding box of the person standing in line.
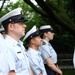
[23,26,47,75]
[73,46,75,69]
[0,27,6,38]
[38,25,62,75]
[0,7,34,75]
[0,33,9,75]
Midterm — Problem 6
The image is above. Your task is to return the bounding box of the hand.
[8,70,16,75]
[57,70,62,75]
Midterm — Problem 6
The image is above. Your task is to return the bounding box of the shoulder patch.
[42,42,46,45]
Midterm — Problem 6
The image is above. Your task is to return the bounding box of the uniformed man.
[38,25,62,75]
[23,26,47,75]
[73,47,75,69]
[0,7,33,75]
[0,33,9,75]
[0,27,6,38]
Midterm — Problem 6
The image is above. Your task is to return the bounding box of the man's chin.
[21,33,25,37]
[23,33,25,36]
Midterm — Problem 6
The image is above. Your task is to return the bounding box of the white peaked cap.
[39,25,54,33]
[0,27,5,32]
[0,8,22,24]
[40,25,52,30]
[0,7,28,26]
[23,26,38,41]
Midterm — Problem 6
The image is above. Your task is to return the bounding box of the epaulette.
[42,41,46,45]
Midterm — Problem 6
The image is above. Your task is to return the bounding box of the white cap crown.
[40,25,52,30]
[0,8,22,24]
[23,26,38,41]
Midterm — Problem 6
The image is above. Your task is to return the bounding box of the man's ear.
[8,23,14,30]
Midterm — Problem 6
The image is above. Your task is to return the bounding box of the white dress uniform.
[39,39,57,75]
[0,33,9,75]
[5,35,30,75]
[73,48,75,68]
[39,25,57,75]
[23,26,47,75]
[0,33,3,38]
[39,39,57,64]
[27,47,47,75]
[0,28,5,38]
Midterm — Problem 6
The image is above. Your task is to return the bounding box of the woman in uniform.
[23,26,47,75]
[39,25,62,75]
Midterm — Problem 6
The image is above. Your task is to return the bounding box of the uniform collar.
[42,39,49,45]
[5,35,23,46]
[0,33,4,38]
[28,47,41,55]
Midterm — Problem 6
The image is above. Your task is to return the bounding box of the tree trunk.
[23,0,75,37]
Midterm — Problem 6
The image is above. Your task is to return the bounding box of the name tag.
[17,51,21,53]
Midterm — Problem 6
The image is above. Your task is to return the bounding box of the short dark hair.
[3,24,8,34]
[40,31,48,39]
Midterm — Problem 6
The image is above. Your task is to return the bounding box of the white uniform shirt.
[73,49,75,68]
[0,33,4,38]
[27,47,47,75]
[0,33,9,75]
[5,35,30,75]
[39,39,57,64]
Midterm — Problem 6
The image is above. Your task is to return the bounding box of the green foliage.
[62,69,75,75]
[62,0,75,22]
[51,24,75,54]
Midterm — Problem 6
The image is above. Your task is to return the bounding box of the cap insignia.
[30,36,32,38]
[9,19,12,22]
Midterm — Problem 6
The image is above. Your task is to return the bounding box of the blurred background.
[0,0,75,75]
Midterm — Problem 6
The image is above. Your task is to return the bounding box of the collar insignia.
[42,42,46,45]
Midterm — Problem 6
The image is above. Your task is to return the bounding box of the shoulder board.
[42,41,46,45]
